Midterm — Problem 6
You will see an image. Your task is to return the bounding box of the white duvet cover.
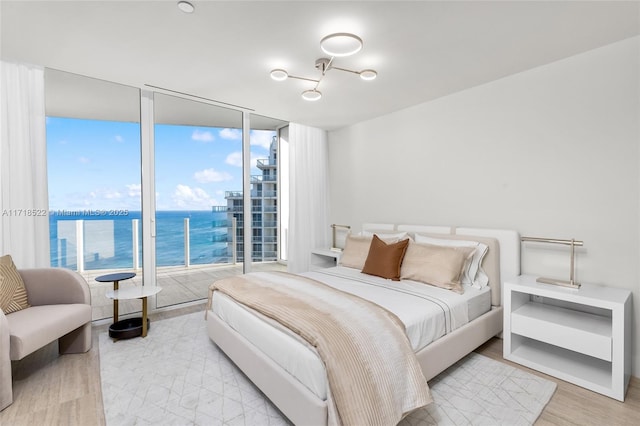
[210,266,491,400]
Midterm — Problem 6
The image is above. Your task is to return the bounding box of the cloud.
[172,184,216,209]
[103,189,123,199]
[88,188,122,200]
[51,185,142,211]
[250,130,275,149]
[126,184,141,197]
[192,129,214,142]
[225,151,242,167]
[225,151,262,169]
[193,168,233,183]
[115,135,124,143]
[78,156,90,164]
[220,128,242,140]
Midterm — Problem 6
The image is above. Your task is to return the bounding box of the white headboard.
[397,224,452,235]
[362,223,395,232]
[368,223,521,306]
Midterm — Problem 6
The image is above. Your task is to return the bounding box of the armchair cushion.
[0,255,29,314]
[6,304,91,360]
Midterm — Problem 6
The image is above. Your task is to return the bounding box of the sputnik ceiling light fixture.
[270,33,377,101]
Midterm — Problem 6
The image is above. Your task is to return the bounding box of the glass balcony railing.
[257,158,276,167]
[251,174,277,183]
[250,190,277,198]
[48,213,277,272]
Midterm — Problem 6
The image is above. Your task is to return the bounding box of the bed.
[206,225,521,425]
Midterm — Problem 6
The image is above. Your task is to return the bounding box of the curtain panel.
[287,123,330,273]
[0,61,49,268]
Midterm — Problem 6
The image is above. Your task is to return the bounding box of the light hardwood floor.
[2,305,639,426]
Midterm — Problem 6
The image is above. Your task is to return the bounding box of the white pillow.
[414,234,489,289]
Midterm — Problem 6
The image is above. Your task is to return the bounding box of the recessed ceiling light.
[270,69,289,81]
[301,89,322,101]
[359,69,377,81]
[320,33,363,57]
[177,1,195,14]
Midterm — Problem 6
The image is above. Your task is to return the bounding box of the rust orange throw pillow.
[361,235,409,281]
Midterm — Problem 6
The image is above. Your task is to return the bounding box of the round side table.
[96,272,162,339]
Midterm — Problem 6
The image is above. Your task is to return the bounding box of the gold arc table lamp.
[521,236,583,289]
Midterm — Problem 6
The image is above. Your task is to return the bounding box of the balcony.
[84,261,285,321]
[257,158,277,168]
[50,216,283,321]
[251,174,277,183]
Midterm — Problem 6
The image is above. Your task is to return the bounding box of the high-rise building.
[213,136,277,263]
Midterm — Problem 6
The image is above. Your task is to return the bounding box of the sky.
[46,117,276,211]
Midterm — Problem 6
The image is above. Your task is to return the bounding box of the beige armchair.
[0,268,92,411]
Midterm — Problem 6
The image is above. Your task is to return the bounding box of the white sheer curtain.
[287,123,330,273]
[0,61,49,268]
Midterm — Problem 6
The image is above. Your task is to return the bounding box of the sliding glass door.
[45,69,142,320]
[249,114,285,270]
[153,93,245,308]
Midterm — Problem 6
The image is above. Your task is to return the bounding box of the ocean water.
[49,210,230,270]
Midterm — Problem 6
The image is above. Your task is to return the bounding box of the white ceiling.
[1,1,639,131]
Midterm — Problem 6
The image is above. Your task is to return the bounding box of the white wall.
[328,37,640,373]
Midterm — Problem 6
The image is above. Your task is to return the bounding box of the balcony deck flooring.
[81,262,287,321]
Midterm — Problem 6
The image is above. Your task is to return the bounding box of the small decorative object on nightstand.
[310,248,342,271]
[503,275,632,401]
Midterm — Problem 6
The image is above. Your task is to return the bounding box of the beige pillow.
[400,242,474,294]
[361,235,409,281]
[0,255,30,314]
[339,234,373,269]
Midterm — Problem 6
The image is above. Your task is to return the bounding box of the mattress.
[210,266,491,400]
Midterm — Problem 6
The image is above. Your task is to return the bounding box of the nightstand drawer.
[511,302,612,361]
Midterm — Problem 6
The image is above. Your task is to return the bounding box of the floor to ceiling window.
[45,69,143,320]
[153,93,248,308]
[45,70,288,319]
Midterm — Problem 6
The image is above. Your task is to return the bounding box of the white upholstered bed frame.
[206,225,521,425]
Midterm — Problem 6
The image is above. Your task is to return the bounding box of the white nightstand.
[503,275,632,401]
[310,248,341,271]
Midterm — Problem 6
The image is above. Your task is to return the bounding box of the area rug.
[99,312,556,425]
